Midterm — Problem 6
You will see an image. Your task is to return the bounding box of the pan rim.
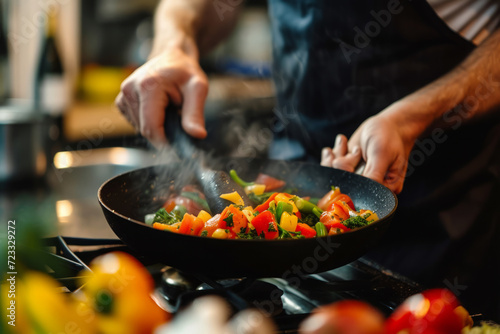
[97,160,398,243]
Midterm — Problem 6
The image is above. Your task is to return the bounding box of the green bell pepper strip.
[312,207,323,219]
[180,191,211,214]
[275,201,294,223]
[315,222,328,237]
[293,197,324,214]
[229,169,254,187]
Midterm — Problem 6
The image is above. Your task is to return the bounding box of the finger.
[332,146,362,172]
[181,75,208,139]
[332,134,348,157]
[115,91,140,129]
[138,81,169,149]
[382,157,407,194]
[362,152,392,186]
[320,147,334,167]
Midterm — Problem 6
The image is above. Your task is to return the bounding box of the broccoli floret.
[299,212,318,227]
[342,215,370,229]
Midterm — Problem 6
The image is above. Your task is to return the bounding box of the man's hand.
[115,46,208,149]
[321,103,417,194]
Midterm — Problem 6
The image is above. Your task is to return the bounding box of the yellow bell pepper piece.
[197,210,212,223]
[242,209,255,222]
[275,193,299,213]
[244,184,266,195]
[220,191,244,206]
[361,210,379,222]
[280,211,298,232]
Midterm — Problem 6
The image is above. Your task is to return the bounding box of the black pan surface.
[98,157,397,278]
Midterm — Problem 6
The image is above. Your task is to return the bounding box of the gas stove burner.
[41,236,425,334]
[157,267,284,316]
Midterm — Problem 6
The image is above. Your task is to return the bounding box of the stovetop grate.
[41,236,424,333]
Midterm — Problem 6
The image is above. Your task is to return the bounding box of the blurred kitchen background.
[1,0,275,235]
[1,0,275,184]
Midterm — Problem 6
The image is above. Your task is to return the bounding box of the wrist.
[381,76,467,141]
[150,28,199,60]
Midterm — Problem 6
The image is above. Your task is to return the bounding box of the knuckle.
[120,79,135,96]
[138,76,160,93]
[189,75,209,95]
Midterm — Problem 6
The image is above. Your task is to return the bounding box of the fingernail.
[321,147,329,159]
[335,134,342,146]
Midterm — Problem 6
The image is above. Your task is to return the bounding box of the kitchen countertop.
[0,147,160,239]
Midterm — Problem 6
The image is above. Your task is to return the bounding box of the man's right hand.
[115,46,209,149]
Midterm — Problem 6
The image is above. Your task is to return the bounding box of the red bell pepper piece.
[254,173,286,191]
[251,210,279,239]
[219,205,249,235]
[295,223,317,238]
[254,193,279,213]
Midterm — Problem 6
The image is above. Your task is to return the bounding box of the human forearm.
[383,28,500,142]
[151,0,241,59]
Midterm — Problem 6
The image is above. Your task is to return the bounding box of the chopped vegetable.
[229,169,254,187]
[254,173,286,191]
[220,191,245,206]
[244,183,266,195]
[251,210,279,240]
[248,191,275,205]
[295,223,317,238]
[342,215,371,229]
[152,208,182,225]
[315,222,328,237]
[280,211,298,232]
[180,191,211,213]
[275,201,294,223]
[148,175,378,239]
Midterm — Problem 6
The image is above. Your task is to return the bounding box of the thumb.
[181,75,208,139]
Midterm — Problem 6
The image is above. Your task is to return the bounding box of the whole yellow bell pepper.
[78,251,170,334]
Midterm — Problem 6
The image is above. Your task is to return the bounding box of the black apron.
[267,0,500,321]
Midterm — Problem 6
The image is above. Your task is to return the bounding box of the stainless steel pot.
[0,101,48,184]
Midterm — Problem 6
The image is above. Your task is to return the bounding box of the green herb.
[200,230,208,237]
[152,208,182,225]
[248,192,274,205]
[225,229,230,233]
[223,212,234,227]
[236,229,262,239]
[277,224,305,239]
[268,222,277,232]
[342,215,370,229]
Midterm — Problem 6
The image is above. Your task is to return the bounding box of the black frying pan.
[98,157,397,279]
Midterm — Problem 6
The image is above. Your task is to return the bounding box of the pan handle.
[163,106,252,214]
